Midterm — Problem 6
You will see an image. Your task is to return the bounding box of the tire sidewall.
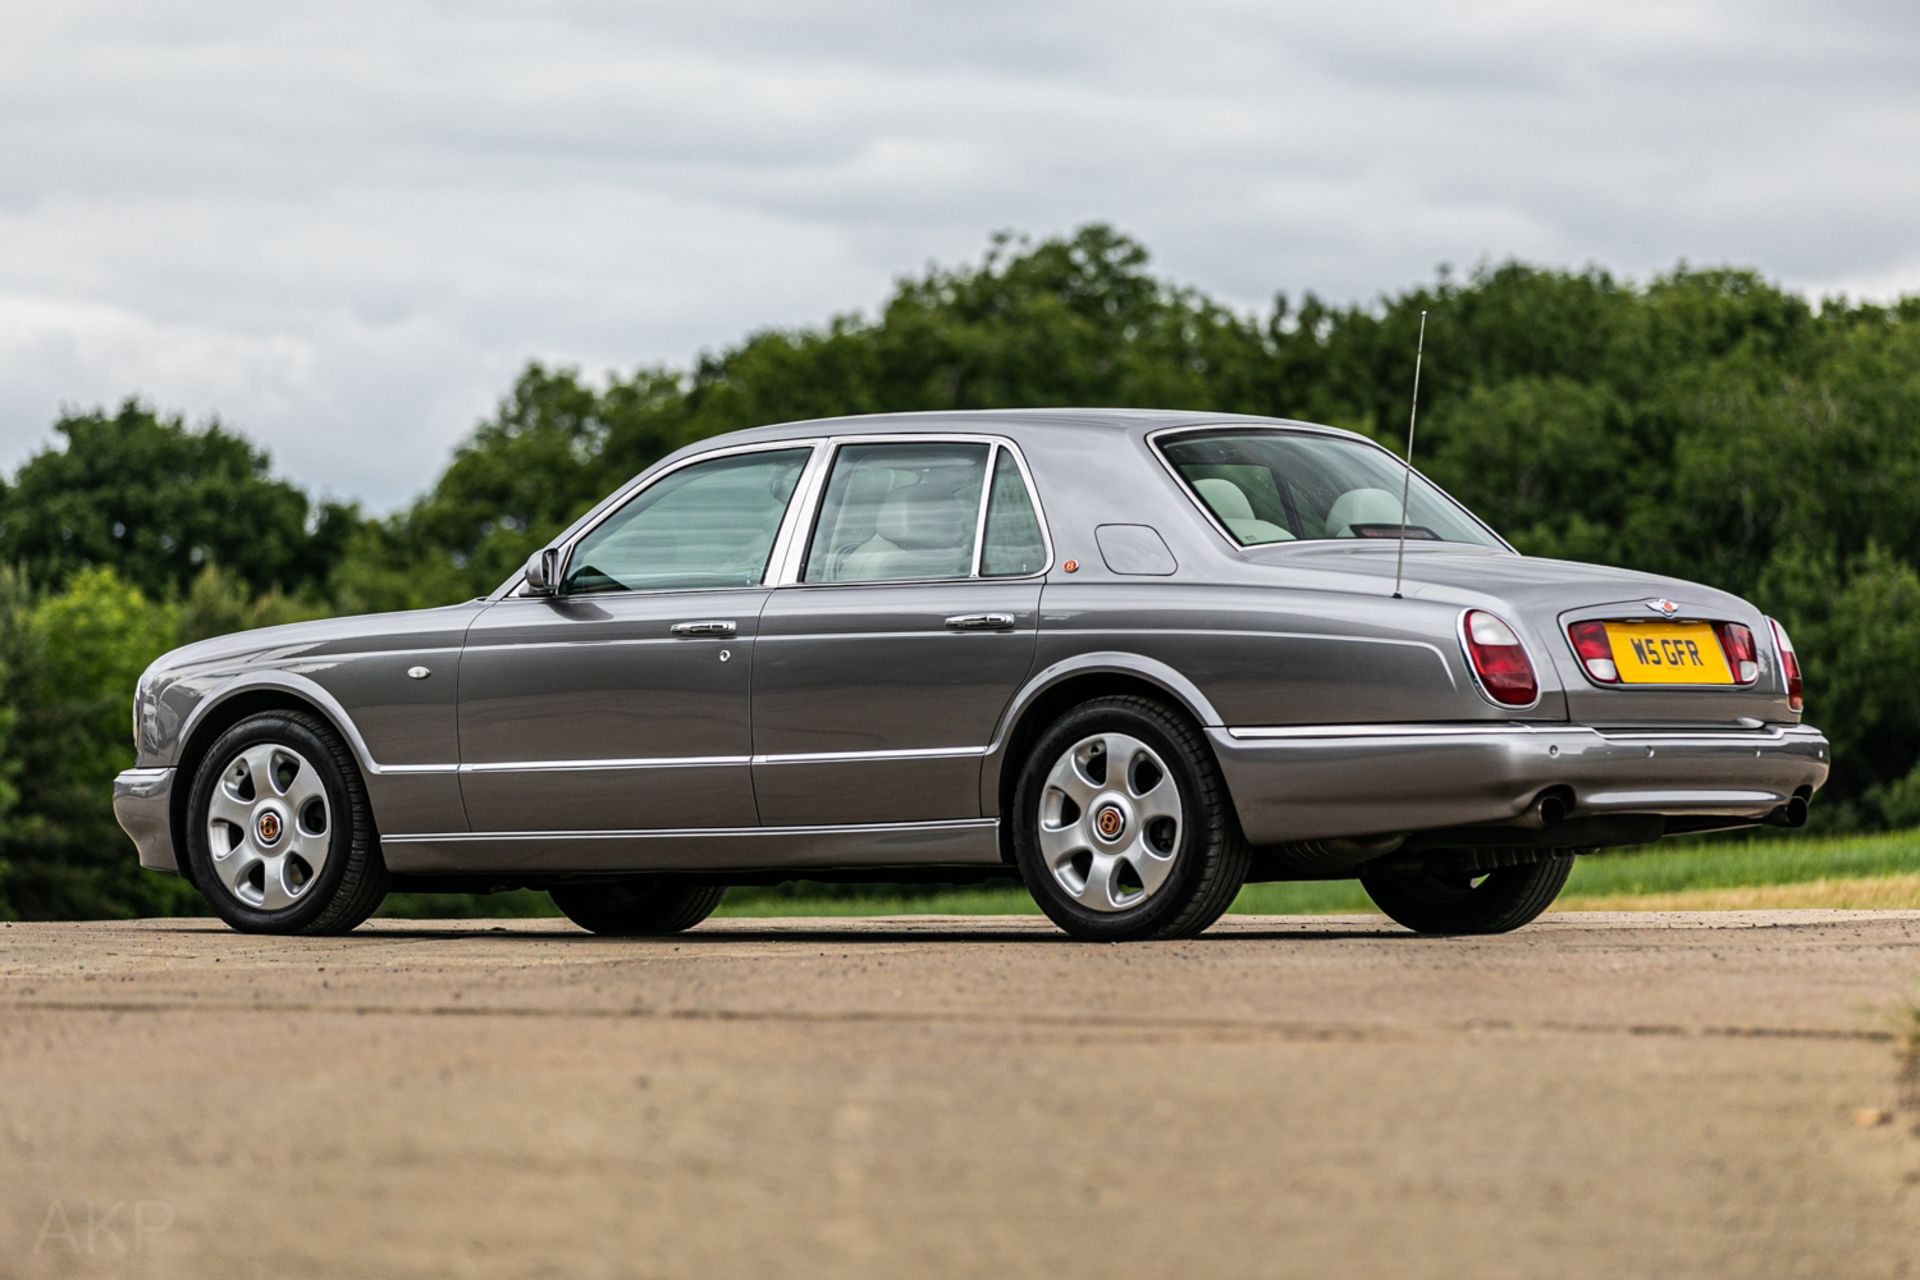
[1012,701,1213,940]
[185,714,360,933]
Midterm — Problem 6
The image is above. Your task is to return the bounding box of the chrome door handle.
[945,613,1015,632]
[671,620,737,638]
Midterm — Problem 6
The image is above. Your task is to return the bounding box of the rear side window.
[981,450,1046,576]
[802,440,1050,584]
[804,442,991,583]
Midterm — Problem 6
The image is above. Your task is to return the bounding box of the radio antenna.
[1391,309,1428,601]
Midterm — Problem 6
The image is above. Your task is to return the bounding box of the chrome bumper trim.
[1226,722,1817,745]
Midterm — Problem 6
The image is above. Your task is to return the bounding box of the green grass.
[376,828,1920,920]
[1557,828,1920,897]
[721,827,1920,918]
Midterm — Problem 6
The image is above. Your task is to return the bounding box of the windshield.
[1158,429,1504,549]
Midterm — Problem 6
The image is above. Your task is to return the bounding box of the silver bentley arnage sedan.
[114,411,1828,940]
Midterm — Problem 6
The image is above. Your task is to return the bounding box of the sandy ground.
[3,912,1918,1279]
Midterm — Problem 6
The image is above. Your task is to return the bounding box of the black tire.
[184,711,388,935]
[549,881,728,936]
[1360,855,1574,935]
[1012,695,1251,942]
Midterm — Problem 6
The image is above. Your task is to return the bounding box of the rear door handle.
[671,619,737,638]
[945,613,1016,632]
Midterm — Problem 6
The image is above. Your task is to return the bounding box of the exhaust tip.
[1513,789,1572,830]
[1537,793,1569,829]
[1764,795,1810,829]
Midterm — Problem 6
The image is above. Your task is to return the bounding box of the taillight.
[1769,617,1803,711]
[1461,610,1538,707]
[1714,622,1759,684]
[1567,621,1618,683]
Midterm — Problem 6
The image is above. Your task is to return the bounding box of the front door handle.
[945,613,1015,632]
[671,619,737,638]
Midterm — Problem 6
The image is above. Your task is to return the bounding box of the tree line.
[3,225,1917,918]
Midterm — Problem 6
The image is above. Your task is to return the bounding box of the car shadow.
[170,921,1404,945]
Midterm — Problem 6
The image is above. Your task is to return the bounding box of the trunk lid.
[1240,541,1799,728]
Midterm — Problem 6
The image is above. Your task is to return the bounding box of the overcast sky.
[3,1,1916,510]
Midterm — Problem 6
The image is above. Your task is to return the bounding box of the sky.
[3,0,1917,511]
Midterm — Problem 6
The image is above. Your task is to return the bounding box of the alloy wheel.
[1037,732,1183,913]
[205,743,332,911]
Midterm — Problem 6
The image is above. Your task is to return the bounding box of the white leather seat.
[837,482,976,580]
[1193,477,1293,544]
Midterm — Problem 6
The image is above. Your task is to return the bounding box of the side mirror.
[524,548,561,596]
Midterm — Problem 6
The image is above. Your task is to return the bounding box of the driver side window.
[562,448,809,594]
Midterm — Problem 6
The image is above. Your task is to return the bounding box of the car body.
[114,410,1829,939]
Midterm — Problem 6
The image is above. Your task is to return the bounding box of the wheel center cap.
[1094,803,1128,842]
[255,810,284,846]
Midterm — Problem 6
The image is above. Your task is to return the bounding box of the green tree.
[0,567,195,919]
[0,401,357,598]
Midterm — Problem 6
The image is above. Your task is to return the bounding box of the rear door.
[457,444,814,835]
[751,437,1052,825]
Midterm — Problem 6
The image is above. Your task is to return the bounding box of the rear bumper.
[113,767,181,874]
[1209,722,1830,846]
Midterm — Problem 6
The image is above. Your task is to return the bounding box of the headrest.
[874,482,970,550]
[1324,487,1404,536]
[1194,477,1255,521]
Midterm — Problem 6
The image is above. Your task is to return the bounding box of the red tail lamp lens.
[1567,621,1618,683]
[1768,617,1803,711]
[1714,623,1759,684]
[1462,610,1538,706]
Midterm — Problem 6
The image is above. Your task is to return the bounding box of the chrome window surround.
[496,432,1053,602]
[1144,424,1517,557]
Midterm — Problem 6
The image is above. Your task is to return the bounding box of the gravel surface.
[4,912,1919,1278]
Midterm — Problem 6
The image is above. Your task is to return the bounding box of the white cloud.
[2,0,1916,507]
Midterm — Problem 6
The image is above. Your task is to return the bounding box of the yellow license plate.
[1606,622,1733,685]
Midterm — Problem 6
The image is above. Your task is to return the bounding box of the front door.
[751,438,1052,826]
[456,445,813,835]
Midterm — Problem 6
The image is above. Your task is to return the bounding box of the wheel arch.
[169,676,376,886]
[981,654,1222,861]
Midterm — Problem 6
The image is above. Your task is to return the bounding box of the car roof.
[704,407,1373,449]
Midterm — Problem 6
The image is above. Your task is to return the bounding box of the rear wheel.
[1360,855,1574,935]
[549,881,727,936]
[1012,695,1250,941]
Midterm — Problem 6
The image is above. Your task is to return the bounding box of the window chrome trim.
[968,442,998,577]
[775,432,1055,588]
[1144,423,1517,557]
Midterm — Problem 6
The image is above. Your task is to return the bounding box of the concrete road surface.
[4,912,1918,1279]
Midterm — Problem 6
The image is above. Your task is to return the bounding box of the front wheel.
[1360,855,1574,935]
[549,881,727,936]
[1012,695,1250,941]
[184,711,388,934]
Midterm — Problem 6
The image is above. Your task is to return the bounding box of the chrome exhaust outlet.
[1513,790,1571,830]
